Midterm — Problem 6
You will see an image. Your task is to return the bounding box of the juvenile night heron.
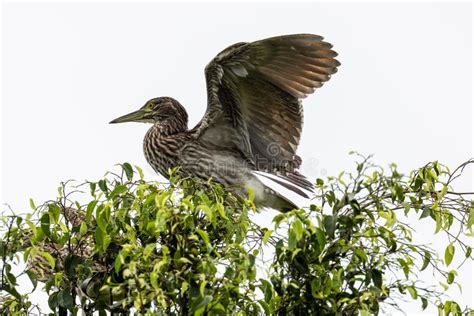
[110,34,340,211]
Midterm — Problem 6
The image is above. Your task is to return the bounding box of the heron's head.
[110,97,188,129]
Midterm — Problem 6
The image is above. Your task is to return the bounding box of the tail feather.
[284,172,314,193]
[253,171,313,199]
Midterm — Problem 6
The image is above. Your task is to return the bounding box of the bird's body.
[111,34,340,211]
[141,98,277,207]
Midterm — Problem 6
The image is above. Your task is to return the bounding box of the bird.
[110,34,340,211]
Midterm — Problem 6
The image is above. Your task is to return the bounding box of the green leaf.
[419,207,431,219]
[224,267,234,279]
[95,227,110,252]
[161,245,169,256]
[359,310,370,316]
[181,281,189,295]
[64,255,81,277]
[371,269,382,288]
[259,279,273,303]
[421,251,431,271]
[272,214,286,228]
[143,243,155,258]
[323,215,336,238]
[315,228,326,252]
[26,270,38,291]
[89,182,97,195]
[199,280,208,297]
[48,292,59,310]
[448,301,461,315]
[48,204,61,224]
[421,297,428,310]
[150,272,159,289]
[40,251,55,270]
[215,202,228,220]
[134,165,144,179]
[444,301,452,315]
[22,246,31,263]
[444,244,455,266]
[258,300,271,315]
[397,258,409,279]
[155,192,171,208]
[6,269,17,286]
[311,278,326,298]
[447,270,456,284]
[98,179,108,193]
[355,248,368,262]
[58,288,75,309]
[263,229,273,245]
[122,162,133,181]
[467,206,474,229]
[439,282,449,291]
[196,229,210,249]
[407,286,417,299]
[191,295,213,313]
[109,184,128,199]
[178,257,192,265]
[325,191,336,206]
[79,222,88,236]
[86,200,98,222]
[96,205,109,232]
[40,213,51,238]
[247,188,255,202]
[198,204,213,223]
[434,210,442,234]
[466,246,472,258]
[29,198,36,210]
[2,283,20,300]
[292,218,304,241]
[378,211,389,220]
[115,249,130,273]
[288,230,297,251]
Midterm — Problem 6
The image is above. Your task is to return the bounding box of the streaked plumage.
[111,34,340,211]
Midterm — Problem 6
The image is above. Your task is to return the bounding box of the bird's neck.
[144,121,188,178]
[154,119,188,136]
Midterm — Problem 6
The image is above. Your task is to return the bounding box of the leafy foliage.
[1,155,473,315]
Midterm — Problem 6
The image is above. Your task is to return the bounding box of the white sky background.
[2,1,473,314]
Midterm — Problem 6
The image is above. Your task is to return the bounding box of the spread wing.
[193,34,340,190]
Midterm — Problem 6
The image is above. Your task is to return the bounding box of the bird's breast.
[143,127,188,179]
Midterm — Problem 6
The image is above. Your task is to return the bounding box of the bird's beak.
[109,109,147,124]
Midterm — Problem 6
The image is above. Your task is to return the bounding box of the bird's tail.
[251,171,314,212]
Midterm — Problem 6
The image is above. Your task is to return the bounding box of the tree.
[1,154,473,315]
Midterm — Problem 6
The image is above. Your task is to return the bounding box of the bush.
[1,155,473,315]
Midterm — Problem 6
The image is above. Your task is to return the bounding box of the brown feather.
[192,33,340,196]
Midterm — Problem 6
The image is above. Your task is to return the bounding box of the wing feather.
[193,34,340,191]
